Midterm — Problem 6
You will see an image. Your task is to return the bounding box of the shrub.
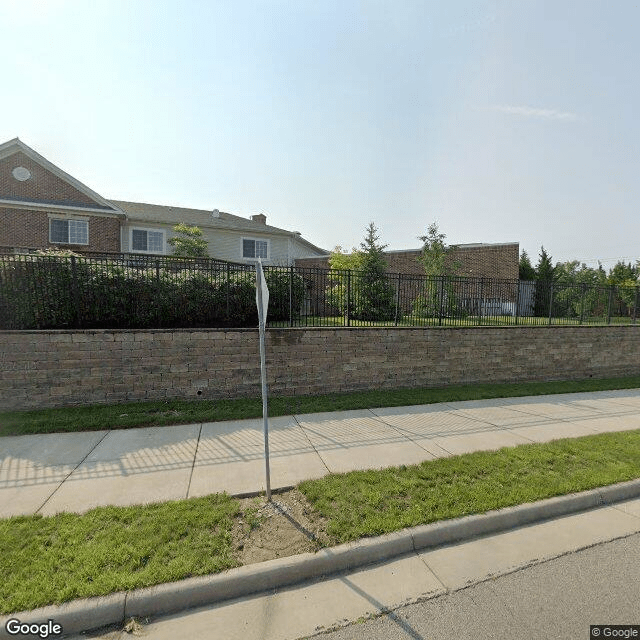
[264,269,306,322]
[0,256,305,330]
[412,277,467,320]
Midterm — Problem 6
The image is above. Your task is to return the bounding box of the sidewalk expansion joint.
[294,415,331,474]
[35,430,111,516]
[185,423,203,499]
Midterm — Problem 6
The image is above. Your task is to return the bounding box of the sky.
[1,0,638,271]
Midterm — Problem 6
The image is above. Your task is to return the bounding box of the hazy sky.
[1,0,638,270]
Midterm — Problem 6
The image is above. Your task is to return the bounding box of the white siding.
[121,222,324,264]
[288,236,326,260]
[201,228,289,264]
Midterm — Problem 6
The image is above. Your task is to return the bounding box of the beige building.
[0,138,326,265]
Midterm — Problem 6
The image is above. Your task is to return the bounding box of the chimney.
[251,213,267,225]
[211,209,220,218]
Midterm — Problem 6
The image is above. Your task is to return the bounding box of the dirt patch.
[231,488,332,565]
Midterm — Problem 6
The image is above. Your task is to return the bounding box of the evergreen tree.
[535,246,555,282]
[533,246,555,316]
[356,223,396,321]
[326,224,396,321]
[518,250,536,280]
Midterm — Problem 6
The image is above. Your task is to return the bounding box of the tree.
[535,246,555,282]
[607,261,638,286]
[553,261,598,318]
[607,261,639,316]
[418,222,459,276]
[167,223,209,258]
[518,250,536,280]
[414,223,462,319]
[328,245,363,271]
[326,223,396,321]
[356,223,396,321]
[533,247,554,315]
[533,246,556,317]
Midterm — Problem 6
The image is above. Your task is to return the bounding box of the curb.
[2,478,640,638]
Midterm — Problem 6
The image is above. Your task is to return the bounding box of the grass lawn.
[2,429,639,614]
[299,429,640,543]
[1,494,240,614]
[2,375,640,437]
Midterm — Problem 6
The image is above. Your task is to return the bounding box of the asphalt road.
[305,533,640,640]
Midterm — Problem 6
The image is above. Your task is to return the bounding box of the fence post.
[478,278,484,326]
[394,273,401,326]
[226,263,230,321]
[548,282,554,326]
[607,286,613,325]
[438,276,445,326]
[289,265,294,327]
[70,255,81,329]
[634,287,639,325]
[155,259,161,328]
[346,269,351,327]
[515,280,520,325]
[579,283,586,325]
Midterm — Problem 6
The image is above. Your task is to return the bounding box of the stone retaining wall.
[1,326,638,411]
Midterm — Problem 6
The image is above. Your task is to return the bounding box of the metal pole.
[607,286,613,325]
[394,273,401,326]
[155,259,161,328]
[579,283,586,325]
[515,279,520,326]
[346,270,351,327]
[255,262,271,501]
[548,282,554,326]
[438,276,444,326]
[71,255,81,329]
[289,265,293,327]
[634,287,639,325]
[226,263,230,322]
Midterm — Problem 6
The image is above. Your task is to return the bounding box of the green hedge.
[0,257,306,330]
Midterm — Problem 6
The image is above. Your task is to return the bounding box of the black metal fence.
[0,253,638,330]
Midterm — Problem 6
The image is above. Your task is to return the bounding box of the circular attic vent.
[12,166,32,181]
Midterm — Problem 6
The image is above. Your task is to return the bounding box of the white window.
[243,238,268,259]
[49,218,89,245]
[131,229,164,254]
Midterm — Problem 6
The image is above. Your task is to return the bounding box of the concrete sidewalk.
[2,388,640,517]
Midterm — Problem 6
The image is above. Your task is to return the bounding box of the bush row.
[0,257,306,330]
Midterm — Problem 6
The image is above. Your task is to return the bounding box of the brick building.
[0,141,124,254]
[295,243,520,317]
[295,242,519,281]
[0,138,325,263]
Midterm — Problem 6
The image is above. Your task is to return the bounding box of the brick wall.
[0,208,121,253]
[0,151,107,208]
[295,243,519,280]
[1,326,638,411]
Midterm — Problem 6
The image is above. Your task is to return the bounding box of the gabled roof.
[0,138,326,254]
[0,138,124,215]
[111,200,327,254]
